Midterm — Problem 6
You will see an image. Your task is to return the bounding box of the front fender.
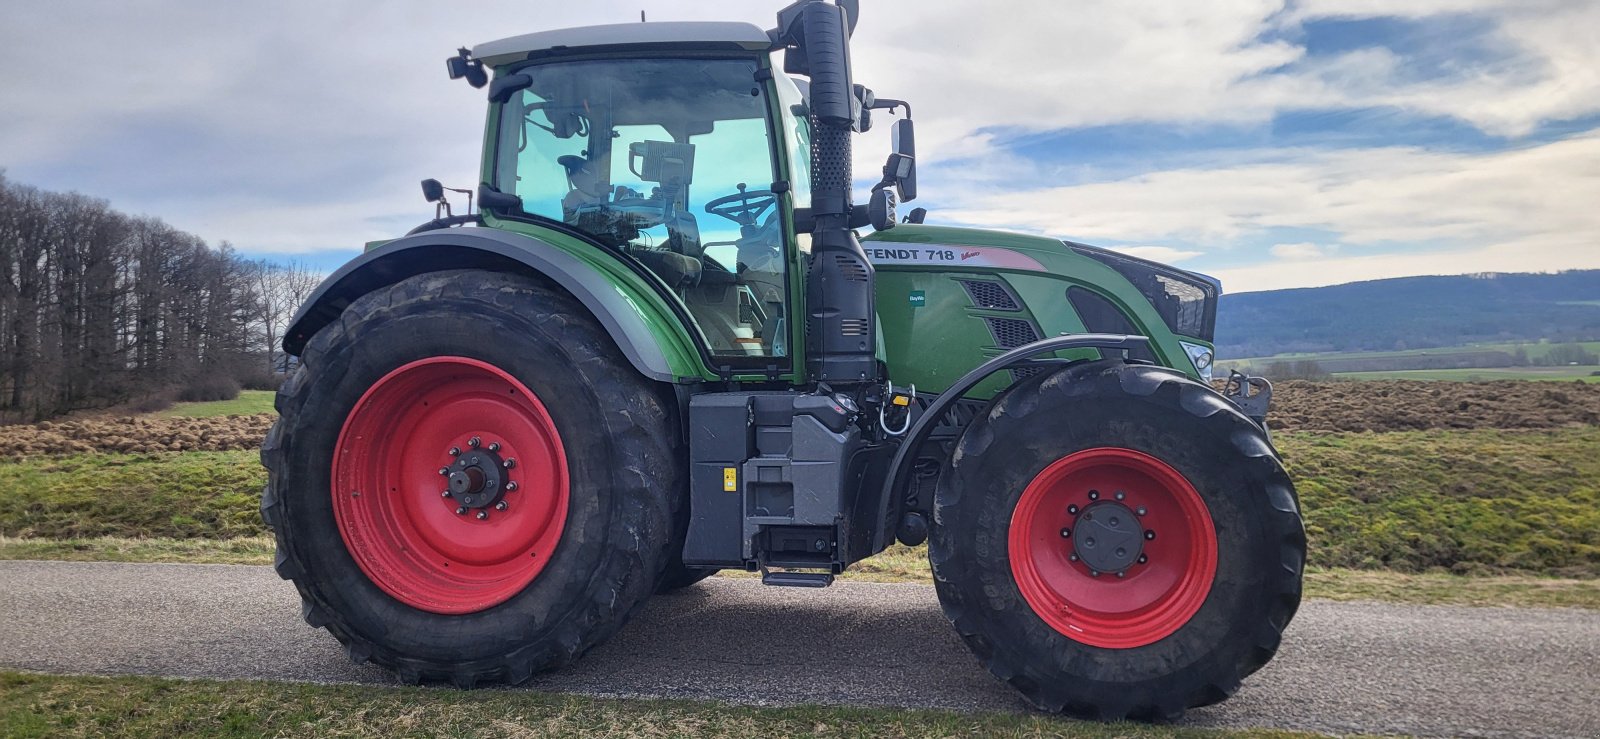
[283,228,702,383]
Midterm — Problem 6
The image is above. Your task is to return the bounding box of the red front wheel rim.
[332,357,568,615]
[1008,447,1217,648]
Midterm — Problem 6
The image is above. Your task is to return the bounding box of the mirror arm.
[869,98,911,118]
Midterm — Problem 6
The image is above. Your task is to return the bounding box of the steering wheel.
[704,183,776,227]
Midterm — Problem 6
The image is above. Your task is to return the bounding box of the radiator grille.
[959,280,1020,311]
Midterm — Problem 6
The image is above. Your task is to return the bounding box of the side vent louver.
[959,280,1021,311]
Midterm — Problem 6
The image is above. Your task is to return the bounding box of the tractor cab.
[477,40,806,357]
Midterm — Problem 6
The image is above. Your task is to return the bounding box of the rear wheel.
[930,360,1304,720]
[261,269,681,686]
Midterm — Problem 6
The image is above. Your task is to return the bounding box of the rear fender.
[283,228,703,383]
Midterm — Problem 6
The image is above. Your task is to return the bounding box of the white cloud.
[1,0,1598,273]
[1270,243,1326,259]
[935,130,1600,290]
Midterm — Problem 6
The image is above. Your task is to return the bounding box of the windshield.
[495,58,790,357]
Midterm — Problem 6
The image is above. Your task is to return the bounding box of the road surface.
[1,560,1596,737]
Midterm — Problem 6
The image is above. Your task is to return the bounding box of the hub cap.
[1008,448,1217,648]
[332,357,568,615]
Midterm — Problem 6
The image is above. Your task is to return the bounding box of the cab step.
[760,570,834,588]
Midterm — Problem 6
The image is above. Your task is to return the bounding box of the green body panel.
[865,224,1205,396]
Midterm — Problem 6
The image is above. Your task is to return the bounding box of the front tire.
[261,270,681,686]
[930,360,1304,719]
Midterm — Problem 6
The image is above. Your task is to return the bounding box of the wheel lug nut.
[1068,553,1079,562]
[488,442,501,452]
[1067,504,1079,515]
[1088,490,1099,500]
[1138,554,1148,564]
[1116,571,1126,579]
[441,490,452,498]
[1090,570,1100,577]
[469,437,481,448]
[449,447,461,457]
[438,467,450,476]
[1115,491,1125,500]
[1136,506,1147,516]
[455,507,467,515]
[503,458,516,469]
[495,501,508,511]
[1144,530,1156,540]
[476,510,489,520]
[1059,527,1071,538]
[505,481,519,492]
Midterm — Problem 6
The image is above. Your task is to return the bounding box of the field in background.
[1220,340,1600,382]
[0,380,1596,610]
[2,427,1595,580]
[156,390,277,418]
[1334,367,1600,382]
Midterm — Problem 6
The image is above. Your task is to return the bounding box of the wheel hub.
[442,444,510,512]
[1071,500,1144,575]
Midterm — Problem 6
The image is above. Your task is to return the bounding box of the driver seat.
[558,155,607,217]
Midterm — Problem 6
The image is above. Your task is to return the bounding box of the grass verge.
[157,390,277,418]
[0,535,274,565]
[0,671,1316,739]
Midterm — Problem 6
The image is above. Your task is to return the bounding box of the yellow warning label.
[723,467,738,491]
[892,395,911,407]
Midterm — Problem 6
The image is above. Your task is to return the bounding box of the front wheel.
[930,360,1304,720]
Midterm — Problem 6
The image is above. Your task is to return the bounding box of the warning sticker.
[863,244,1046,272]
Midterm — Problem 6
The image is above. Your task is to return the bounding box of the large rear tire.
[260,269,681,686]
[930,360,1304,719]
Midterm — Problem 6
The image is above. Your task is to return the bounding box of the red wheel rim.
[332,357,568,615]
[1008,448,1216,648]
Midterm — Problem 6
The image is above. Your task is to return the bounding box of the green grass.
[1,428,1596,578]
[0,672,1317,739]
[1332,366,1600,382]
[0,535,275,565]
[157,390,276,418]
[0,451,265,539]
[1281,428,1600,575]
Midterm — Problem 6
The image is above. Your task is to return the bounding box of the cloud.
[0,0,1597,286]
[934,130,1600,290]
[1270,243,1326,259]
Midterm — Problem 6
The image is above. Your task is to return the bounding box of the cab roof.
[472,21,773,67]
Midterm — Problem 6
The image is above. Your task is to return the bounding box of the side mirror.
[891,119,917,202]
[421,178,445,203]
[868,188,898,232]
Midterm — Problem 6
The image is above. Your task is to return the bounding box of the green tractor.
[263,1,1303,719]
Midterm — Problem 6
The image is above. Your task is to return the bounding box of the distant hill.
[1215,270,1600,359]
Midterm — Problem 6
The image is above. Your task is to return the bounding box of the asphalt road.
[1,561,1596,738]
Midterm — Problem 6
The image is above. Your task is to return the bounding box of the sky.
[2,0,1598,293]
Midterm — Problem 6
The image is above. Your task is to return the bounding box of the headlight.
[1180,341,1214,384]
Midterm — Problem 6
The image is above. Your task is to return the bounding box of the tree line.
[0,172,319,422]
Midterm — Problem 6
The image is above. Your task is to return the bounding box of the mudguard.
[283,227,693,383]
